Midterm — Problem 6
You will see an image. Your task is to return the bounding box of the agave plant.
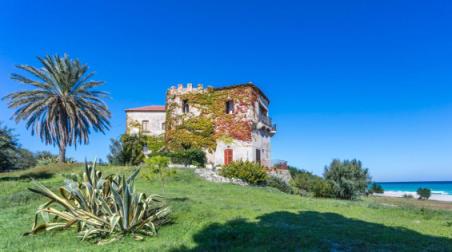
[25,160,171,243]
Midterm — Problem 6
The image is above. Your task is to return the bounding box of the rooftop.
[213,82,270,104]
[125,105,165,112]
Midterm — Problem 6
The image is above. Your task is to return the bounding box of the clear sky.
[1,0,451,181]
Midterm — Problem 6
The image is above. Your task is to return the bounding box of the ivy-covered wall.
[165,85,260,152]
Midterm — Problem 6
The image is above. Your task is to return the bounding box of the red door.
[224,149,233,165]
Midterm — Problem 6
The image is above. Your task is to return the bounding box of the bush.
[220,161,268,185]
[169,148,206,167]
[266,176,293,194]
[323,159,370,200]
[25,160,171,243]
[34,151,59,165]
[417,188,431,200]
[290,170,322,195]
[311,179,334,198]
[403,194,414,199]
[369,182,384,194]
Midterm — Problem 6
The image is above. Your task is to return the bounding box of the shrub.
[290,170,321,195]
[403,193,414,199]
[34,151,59,165]
[220,161,268,185]
[369,182,384,194]
[417,188,431,200]
[311,179,334,198]
[323,159,370,200]
[169,148,206,167]
[266,176,293,194]
[25,160,171,243]
[143,155,175,192]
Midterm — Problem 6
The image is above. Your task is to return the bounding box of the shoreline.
[375,191,452,202]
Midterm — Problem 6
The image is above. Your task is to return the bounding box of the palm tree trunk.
[58,143,66,163]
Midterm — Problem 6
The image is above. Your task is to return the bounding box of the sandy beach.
[375,191,452,202]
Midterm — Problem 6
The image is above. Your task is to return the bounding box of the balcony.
[259,114,272,126]
[258,115,277,134]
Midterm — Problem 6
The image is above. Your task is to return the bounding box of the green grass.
[1,165,451,251]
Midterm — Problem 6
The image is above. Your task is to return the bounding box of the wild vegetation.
[0,122,35,171]
[107,133,205,168]
[143,155,175,192]
[369,182,384,194]
[323,159,370,200]
[165,85,259,152]
[0,165,450,251]
[417,188,432,200]
[3,54,111,163]
[167,148,206,167]
[220,160,268,185]
[25,161,170,244]
[287,160,371,200]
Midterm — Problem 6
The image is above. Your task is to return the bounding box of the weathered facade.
[125,105,166,136]
[125,82,276,167]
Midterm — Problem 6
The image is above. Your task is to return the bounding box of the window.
[225,100,234,114]
[142,120,149,133]
[161,122,166,130]
[182,99,189,113]
[256,149,261,164]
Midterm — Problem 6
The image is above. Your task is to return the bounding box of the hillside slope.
[0,166,451,251]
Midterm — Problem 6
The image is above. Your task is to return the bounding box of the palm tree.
[3,54,111,163]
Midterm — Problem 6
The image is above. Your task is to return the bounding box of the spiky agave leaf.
[25,160,171,243]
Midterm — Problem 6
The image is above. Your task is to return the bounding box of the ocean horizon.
[375,181,452,195]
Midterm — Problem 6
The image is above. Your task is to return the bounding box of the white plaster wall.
[251,129,272,167]
[126,111,166,136]
[212,140,254,166]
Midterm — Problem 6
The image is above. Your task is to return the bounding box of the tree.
[0,122,36,171]
[369,182,384,194]
[3,54,111,163]
[323,159,370,200]
[143,155,173,192]
[416,188,431,200]
[0,123,19,171]
[107,138,127,165]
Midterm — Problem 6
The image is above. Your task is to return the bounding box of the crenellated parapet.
[168,83,212,96]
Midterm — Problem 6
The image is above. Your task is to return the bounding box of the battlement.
[168,83,210,95]
[167,82,269,104]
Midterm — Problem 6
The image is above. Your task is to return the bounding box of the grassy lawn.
[0,165,451,251]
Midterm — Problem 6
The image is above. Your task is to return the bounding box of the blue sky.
[1,0,452,181]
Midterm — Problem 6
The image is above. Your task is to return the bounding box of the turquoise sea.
[376,181,452,195]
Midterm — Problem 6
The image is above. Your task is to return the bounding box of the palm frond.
[3,54,111,161]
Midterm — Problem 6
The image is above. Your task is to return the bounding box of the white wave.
[431,190,450,195]
[384,190,450,195]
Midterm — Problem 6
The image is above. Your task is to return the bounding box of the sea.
[375,181,452,195]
